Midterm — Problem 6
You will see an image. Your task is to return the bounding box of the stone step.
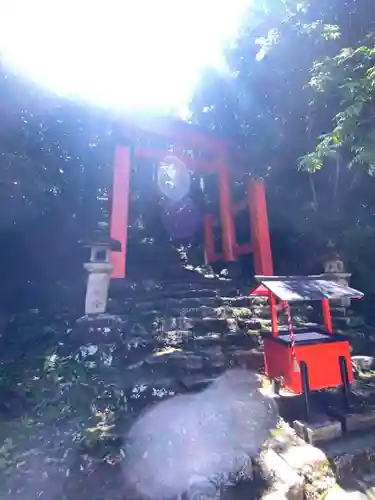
[155,329,197,348]
[223,333,261,349]
[119,296,225,313]
[293,414,342,445]
[143,343,228,366]
[349,472,375,499]
[321,431,375,482]
[109,289,221,305]
[238,318,263,330]
[230,348,264,371]
[109,297,266,317]
[158,281,253,296]
[329,407,375,434]
[154,315,230,332]
[186,333,225,349]
[156,280,231,290]
[109,277,248,297]
[153,333,260,358]
[221,296,256,307]
[257,448,304,500]
[132,304,257,321]
[263,422,375,499]
[160,288,220,299]
[193,316,233,331]
[333,316,367,329]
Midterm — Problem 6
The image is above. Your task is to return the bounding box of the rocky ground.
[0,271,375,499]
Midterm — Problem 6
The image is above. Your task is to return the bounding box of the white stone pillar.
[84,245,113,315]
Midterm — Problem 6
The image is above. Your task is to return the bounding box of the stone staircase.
[79,271,365,419]
[105,274,267,394]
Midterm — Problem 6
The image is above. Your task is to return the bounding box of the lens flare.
[157,156,191,201]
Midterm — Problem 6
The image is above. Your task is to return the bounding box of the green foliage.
[191,0,375,294]
[300,38,375,173]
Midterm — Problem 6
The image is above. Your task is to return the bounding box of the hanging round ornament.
[157,155,191,201]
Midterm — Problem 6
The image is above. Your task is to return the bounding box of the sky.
[0,1,249,114]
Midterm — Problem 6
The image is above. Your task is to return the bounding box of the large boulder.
[123,368,279,499]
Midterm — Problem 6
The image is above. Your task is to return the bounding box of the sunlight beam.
[0,1,249,113]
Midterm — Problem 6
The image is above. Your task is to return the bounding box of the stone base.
[293,414,342,444]
[331,407,375,433]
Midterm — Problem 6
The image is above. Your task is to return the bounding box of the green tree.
[190,0,375,294]
[300,39,375,173]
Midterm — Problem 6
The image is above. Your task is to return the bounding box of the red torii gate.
[109,115,273,279]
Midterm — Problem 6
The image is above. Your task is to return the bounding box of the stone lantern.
[82,232,121,315]
[323,248,352,308]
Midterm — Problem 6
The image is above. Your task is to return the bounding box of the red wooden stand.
[263,332,353,394]
[250,275,363,419]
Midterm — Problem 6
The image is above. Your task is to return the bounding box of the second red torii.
[109,115,274,279]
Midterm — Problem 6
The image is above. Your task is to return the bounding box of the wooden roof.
[250,275,363,302]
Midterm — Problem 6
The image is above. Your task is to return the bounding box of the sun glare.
[0,1,249,114]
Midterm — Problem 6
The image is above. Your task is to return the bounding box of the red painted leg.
[110,146,131,278]
[322,299,333,333]
[248,179,273,275]
[270,292,279,337]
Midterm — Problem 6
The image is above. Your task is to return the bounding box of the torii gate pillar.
[110,146,131,279]
[248,179,273,275]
